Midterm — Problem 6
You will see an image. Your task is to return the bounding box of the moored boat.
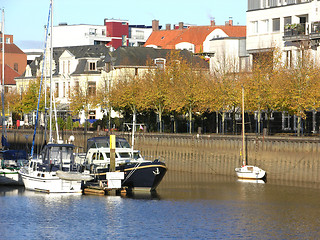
[0,150,28,185]
[79,136,167,191]
[235,87,266,180]
[19,143,93,193]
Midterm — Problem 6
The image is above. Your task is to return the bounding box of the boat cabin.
[34,144,76,172]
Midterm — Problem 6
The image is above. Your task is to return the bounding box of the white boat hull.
[235,165,266,180]
[19,170,82,193]
[0,168,24,185]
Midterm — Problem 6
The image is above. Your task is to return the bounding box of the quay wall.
[6,130,320,183]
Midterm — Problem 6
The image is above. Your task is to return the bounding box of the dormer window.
[154,58,166,69]
[89,61,96,71]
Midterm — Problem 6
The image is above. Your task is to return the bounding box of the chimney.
[152,19,159,31]
[210,19,215,26]
[228,17,233,26]
[179,22,184,30]
[166,24,171,30]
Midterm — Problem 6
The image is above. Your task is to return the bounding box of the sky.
[1,0,247,50]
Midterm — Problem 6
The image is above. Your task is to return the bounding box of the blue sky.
[1,0,247,50]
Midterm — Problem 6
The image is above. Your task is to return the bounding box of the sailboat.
[235,87,266,180]
[0,9,28,185]
[19,0,93,193]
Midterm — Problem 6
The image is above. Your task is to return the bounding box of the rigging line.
[30,2,52,159]
[122,162,141,183]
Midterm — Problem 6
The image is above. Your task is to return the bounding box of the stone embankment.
[7,130,320,184]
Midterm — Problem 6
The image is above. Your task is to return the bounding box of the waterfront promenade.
[7,129,320,184]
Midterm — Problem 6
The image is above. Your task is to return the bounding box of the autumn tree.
[244,50,282,134]
[109,69,145,131]
[167,54,209,134]
[274,50,320,136]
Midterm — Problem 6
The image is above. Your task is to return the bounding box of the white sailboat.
[19,0,92,193]
[235,87,266,180]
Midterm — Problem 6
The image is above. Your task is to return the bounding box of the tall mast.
[242,86,246,166]
[49,0,53,142]
[1,9,6,146]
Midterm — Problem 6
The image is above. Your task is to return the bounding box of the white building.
[52,23,153,48]
[128,25,153,47]
[52,24,110,47]
[247,0,320,64]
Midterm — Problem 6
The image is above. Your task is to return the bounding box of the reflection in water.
[0,171,320,239]
[237,178,265,184]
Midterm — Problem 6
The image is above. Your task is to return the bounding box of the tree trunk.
[189,108,192,134]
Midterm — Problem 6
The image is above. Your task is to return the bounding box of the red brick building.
[104,19,129,49]
[0,33,27,91]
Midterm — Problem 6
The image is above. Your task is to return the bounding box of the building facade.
[145,19,248,73]
[247,0,320,64]
[0,33,27,92]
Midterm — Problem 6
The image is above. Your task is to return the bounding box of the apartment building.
[247,0,320,64]
[52,19,153,49]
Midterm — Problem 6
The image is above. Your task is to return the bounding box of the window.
[285,50,292,68]
[74,81,79,92]
[89,28,96,35]
[272,18,280,32]
[261,20,269,33]
[284,16,292,27]
[62,82,65,98]
[67,82,70,98]
[135,30,144,40]
[89,62,96,71]
[269,0,278,7]
[5,37,10,44]
[14,63,18,72]
[248,0,261,10]
[88,82,96,96]
[154,58,166,69]
[55,83,59,98]
[251,21,258,34]
[89,110,96,119]
[282,112,291,130]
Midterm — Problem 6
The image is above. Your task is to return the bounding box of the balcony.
[310,21,320,39]
[283,23,309,42]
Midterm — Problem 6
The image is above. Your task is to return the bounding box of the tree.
[168,54,209,134]
[17,78,47,114]
[275,51,320,136]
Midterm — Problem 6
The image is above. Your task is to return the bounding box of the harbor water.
[1,171,320,239]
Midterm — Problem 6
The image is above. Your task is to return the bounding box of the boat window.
[118,141,130,148]
[118,152,130,158]
[133,152,140,159]
[98,153,104,160]
[61,147,73,161]
[50,147,61,164]
[92,153,97,160]
[106,153,110,159]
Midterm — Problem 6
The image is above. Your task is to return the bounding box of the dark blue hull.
[95,161,167,191]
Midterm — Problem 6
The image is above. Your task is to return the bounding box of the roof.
[0,64,20,85]
[144,25,246,53]
[0,43,26,55]
[19,45,111,78]
[109,47,209,68]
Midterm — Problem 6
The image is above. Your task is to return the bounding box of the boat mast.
[1,9,7,147]
[242,86,246,166]
[49,0,53,143]
[131,107,136,154]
